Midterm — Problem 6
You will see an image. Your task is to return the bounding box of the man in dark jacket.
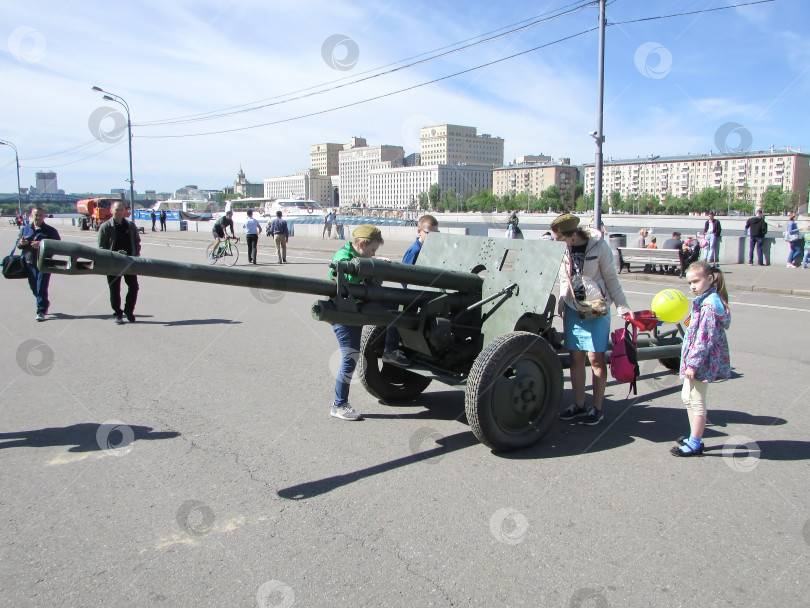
[98,201,141,324]
[704,213,722,264]
[17,207,61,321]
[744,209,768,265]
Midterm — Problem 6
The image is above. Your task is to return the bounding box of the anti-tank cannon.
[39,234,682,452]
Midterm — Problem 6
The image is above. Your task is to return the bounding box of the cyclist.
[211,210,235,258]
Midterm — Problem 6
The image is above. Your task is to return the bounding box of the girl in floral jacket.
[672,260,731,456]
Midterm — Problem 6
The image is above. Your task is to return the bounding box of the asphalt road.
[1,228,809,608]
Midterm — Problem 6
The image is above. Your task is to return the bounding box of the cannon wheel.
[466,332,562,452]
[358,325,432,402]
[658,356,680,371]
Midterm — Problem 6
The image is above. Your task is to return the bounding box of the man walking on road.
[745,209,768,266]
[99,201,141,324]
[17,207,61,321]
[243,210,261,264]
[269,211,289,263]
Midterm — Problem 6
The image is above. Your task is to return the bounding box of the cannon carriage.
[39,234,682,452]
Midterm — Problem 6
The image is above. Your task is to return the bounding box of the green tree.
[761,185,783,215]
[417,192,429,210]
[428,183,441,210]
[539,185,562,212]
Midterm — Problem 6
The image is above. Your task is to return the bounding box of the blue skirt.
[563,304,611,353]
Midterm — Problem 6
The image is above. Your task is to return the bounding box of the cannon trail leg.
[465,332,562,452]
[358,326,432,402]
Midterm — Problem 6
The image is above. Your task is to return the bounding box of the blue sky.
[1,0,808,195]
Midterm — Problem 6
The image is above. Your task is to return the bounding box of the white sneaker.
[330,404,363,421]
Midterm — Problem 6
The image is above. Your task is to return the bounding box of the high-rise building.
[35,171,57,194]
[310,143,343,176]
[338,144,404,207]
[233,167,264,198]
[419,124,504,167]
[493,162,578,207]
[583,147,810,210]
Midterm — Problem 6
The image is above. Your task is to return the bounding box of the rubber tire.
[465,332,562,452]
[222,243,239,266]
[358,325,431,402]
[658,356,680,371]
[205,244,218,264]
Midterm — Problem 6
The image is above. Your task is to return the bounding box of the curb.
[617,270,807,297]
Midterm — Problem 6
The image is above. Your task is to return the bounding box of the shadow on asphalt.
[277,372,801,498]
[276,430,480,500]
[49,313,239,326]
[0,423,180,452]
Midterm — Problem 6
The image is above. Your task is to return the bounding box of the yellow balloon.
[650,289,689,323]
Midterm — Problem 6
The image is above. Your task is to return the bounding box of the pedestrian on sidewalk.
[159,209,167,231]
[671,260,731,457]
[99,201,141,324]
[16,207,61,322]
[150,209,157,231]
[269,211,289,263]
[801,227,810,269]
[744,209,768,265]
[704,212,722,264]
[243,210,261,265]
[785,214,802,268]
[327,224,385,421]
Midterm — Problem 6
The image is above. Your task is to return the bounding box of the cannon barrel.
[341,258,483,292]
[37,240,475,307]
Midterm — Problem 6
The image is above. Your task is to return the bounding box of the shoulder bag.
[564,251,607,319]
[2,238,27,279]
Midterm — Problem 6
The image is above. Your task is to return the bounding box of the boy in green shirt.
[329,224,385,420]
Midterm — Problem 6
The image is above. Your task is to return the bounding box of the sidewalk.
[145,228,810,297]
[615,261,810,297]
[9,224,809,297]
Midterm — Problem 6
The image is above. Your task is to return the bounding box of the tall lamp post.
[0,139,22,218]
[91,86,135,223]
[592,0,607,232]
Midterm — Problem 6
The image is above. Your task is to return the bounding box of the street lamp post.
[592,0,607,232]
[0,139,22,217]
[92,86,135,224]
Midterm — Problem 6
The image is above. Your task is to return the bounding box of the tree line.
[407,183,802,215]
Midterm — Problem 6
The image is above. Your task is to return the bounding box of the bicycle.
[206,236,240,266]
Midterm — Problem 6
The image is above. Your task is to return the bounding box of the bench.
[617,247,683,275]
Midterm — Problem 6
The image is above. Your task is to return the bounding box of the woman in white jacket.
[551,213,632,426]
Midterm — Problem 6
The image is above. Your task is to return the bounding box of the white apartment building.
[493,162,578,206]
[263,169,333,206]
[338,144,404,207]
[310,143,343,177]
[584,148,810,209]
[420,124,504,167]
[369,164,493,209]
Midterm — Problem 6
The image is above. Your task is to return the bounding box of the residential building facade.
[420,124,504,167]
[369,164,493,209]
[263,169,333,205]
[583,148,810,210]
[493,162,579,206]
